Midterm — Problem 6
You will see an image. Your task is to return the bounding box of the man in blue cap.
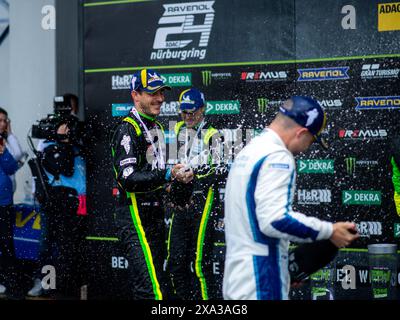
[167,88,227,300]
[223,96,359,300]
[110,69,193,300]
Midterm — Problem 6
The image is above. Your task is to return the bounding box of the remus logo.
[297,67,350,81]
[241,71,288,81]
[297,159,334,174]
[318,99,343,109]
[151,1,215,61]
[339,129,388,139]
[205,101,240,115]
[342,190,382,205]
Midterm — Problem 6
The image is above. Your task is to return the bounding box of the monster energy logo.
[202,70,212,86]
[257,98,268,113]
[345,157,356,175]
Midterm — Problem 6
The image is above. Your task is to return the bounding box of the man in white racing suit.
[223,96,359,300]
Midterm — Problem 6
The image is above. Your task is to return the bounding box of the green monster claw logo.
[257,98,268,113]
[202,70,212,86]
[345,157,356,175]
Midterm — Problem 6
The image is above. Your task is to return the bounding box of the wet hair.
[0,107,8,117]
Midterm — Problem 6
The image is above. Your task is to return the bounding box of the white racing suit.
[223,128,333,300]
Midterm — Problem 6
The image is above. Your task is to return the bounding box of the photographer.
[27,94,87,299]
[0,107,24,299]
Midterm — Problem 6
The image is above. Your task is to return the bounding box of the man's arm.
[255,151,333,243]
[112,123,168,193]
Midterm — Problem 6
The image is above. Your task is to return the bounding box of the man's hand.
[171,164,194,184]
[57,123,70,135]
[330,222,359,248]
[0,142,5,154]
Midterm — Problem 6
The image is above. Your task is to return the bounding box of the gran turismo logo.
[361,64,400,79]
[151,1,215,61]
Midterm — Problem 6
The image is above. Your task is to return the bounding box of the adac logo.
[151,1,215,61]
[160,73,192,87]
[355,96,400,110]
[342,190,382,205]
[361,64,400,79]
[378,2,400,32]
[338,129,388,139]
[257,98,282,113]
[297,67,350,81]
[297,159,335,174]
[206,100,240,115]
[394,223,400,238]
[241,71,288,81]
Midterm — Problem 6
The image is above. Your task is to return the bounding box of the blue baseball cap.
[178,88,205,113]
[130,69,171,94]
[279,96,328,149]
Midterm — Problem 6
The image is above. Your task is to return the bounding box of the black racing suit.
[167,121,227,300]
[111,111,170,300]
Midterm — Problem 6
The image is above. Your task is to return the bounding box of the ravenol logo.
[394,223,400,238]
[112,104,133,117]
[297,159,334,174]
[206,101,240,115]
[345,157,356,175]
[378,2,400,32]
[151,1,215,61]
[202,70,212,86]
[342,190,382,205]
[297,67,350,81]
[355,96,400,110]
[161,73,192,87]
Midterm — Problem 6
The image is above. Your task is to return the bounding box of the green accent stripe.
[128,192,163,300]
[340,248,368,253]
[84,53,400,74]
[84,0,151,7]
[86,236,119,241]
[166,213,175,265]
[195,187,214,300]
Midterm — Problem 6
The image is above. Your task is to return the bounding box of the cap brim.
[142,85,171,94]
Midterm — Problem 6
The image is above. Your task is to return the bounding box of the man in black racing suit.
[111,69,192,300]
[167,88,228,300]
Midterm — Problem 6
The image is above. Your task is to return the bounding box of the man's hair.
[63,93,79,111]
[0,107,8,117]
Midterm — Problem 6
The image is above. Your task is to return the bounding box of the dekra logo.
[206,101,240,115]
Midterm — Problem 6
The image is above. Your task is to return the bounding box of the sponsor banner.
[338,129,388,139]
[257,98,282,113]
[205,100,240,115]
[360,64,400,79]
[297,189,332,205]
[112,104,133,117]
[241,70,288,82]
[394,223,400,238]
[201,70,232,86]
[150,1,215,61]
[297,67,350,81]
[355,96,400,110]
[378,2,400,32]
[111,74,132,90]
[344,157,379,175]
[318,99,343,109]
[342,190,382,205]
[356,221,383,237]
[161,73,192,87]
[297,159,334,174]
[160,101,180,116]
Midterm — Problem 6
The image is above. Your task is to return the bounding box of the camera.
[31,95,83,144]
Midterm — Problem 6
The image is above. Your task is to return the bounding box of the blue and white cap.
[279,96,328,149]
[178,88,205,113]
[130,69,171,93]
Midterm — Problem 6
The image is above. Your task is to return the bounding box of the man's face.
[132,89,165,117]
[0,113,7,134]
[288,129,315,155]
[181,107,205,129]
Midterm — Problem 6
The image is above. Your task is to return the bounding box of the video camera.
[31,95,83,144]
